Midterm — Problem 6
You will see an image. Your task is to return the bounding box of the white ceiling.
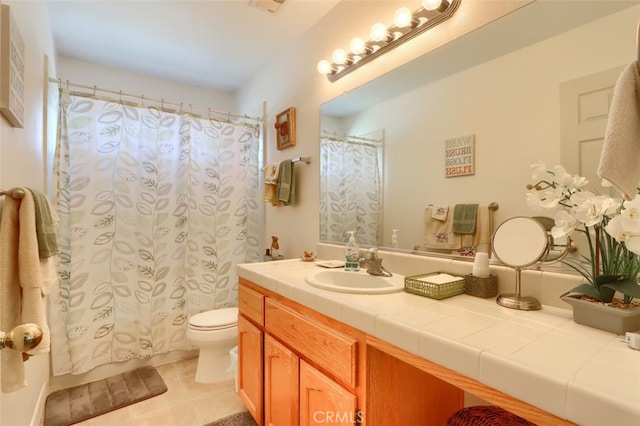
[46,0,341,93]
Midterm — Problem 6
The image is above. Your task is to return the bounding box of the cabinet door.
[238,315,263,425]
[265,335,299,426]
[299,360,358,426]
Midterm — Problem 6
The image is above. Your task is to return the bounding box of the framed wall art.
[275,107,296,150]
[444,134,475,177]
[0,4,25,128]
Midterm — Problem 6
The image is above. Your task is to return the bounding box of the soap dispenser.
[345,231,360,271]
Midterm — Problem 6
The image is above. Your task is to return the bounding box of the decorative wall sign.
[444,134,475,177]
[275,107,296,150]
[0,4,25,128]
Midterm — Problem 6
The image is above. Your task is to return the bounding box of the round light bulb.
[332,48,348,65]
[422,0,445,11]
[370,23,388,42]
[349,37,366,55]
[394,7,413,28]
[317,60,332,75]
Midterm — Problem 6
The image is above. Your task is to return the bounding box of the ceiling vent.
[248,0,286,14]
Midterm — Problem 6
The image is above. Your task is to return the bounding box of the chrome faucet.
[360,248,392,277]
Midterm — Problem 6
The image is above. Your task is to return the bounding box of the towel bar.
[292,156,311,164]
[0,187,26,198]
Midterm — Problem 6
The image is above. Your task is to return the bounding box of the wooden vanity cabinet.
[264,334,299,425]
[265,297,359,426]
[239,279,361,425]
[299,360,358,426]
[237,283,265,424]
[239,277,576,426]
[238,278,465,425]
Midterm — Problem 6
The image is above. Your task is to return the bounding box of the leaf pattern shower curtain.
[319,134,382,246]
[51,89,261,375]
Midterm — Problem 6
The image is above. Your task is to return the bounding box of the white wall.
[55,57,237,113]
[0,1,56,425]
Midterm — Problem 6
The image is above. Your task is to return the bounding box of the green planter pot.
[561,294,640,335]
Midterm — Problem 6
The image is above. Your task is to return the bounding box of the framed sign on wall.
[275,107,296,150]
[444,134,475,177]
[0,4,25,128]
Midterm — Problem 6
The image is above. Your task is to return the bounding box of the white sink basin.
[305,268,404,294]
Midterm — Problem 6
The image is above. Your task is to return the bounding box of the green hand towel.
[277,160,296,205]
[28,188,59,258]
[452,204,478,234]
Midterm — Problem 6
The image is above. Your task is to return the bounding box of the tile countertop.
[237,258,640,426]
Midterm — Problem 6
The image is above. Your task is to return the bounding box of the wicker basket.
[404,272,465,300]
[464,274,498,298]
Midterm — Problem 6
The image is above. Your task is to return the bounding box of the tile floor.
[70,357,247,426]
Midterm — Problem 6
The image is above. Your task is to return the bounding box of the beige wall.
[0,1,56,425]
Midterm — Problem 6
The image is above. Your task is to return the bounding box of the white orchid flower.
[552,210,577,238]
[526,191,545,211]
[605,215,633,242]
[606,215,640,256]
[570,193,616,227]
[624,235,640,256]
[551,165,573,187]
[527,186,563,210]
[570,174,589,191]
[530,161,547,180]
[621,194,640,220]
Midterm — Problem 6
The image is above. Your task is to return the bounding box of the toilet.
[186,307,238,383]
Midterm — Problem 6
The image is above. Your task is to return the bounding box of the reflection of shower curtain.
[319,133,382,246]
[51,89,261,375]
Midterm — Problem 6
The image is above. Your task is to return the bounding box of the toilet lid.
[189,307,238,329]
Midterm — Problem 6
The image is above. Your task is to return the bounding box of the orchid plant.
[526,161,640,304]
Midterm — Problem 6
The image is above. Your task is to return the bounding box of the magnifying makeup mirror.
[492,216,550,310]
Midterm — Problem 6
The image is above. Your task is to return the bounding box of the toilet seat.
[188,307,238,331]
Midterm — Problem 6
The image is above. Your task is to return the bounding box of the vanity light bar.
[317,0,461,82]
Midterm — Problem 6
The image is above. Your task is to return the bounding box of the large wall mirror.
[319,1,638,258]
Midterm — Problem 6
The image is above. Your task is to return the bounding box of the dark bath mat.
[205,411,257,426]
[44,366,167,426]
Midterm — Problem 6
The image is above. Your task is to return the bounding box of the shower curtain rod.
[49,78,262,124]
[321,130,381,144]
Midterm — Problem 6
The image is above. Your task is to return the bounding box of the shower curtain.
[319,133,383,246]
[50,89,262,375]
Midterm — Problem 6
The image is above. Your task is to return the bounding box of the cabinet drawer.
[265,298,357,388]
[239,282,264,325]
